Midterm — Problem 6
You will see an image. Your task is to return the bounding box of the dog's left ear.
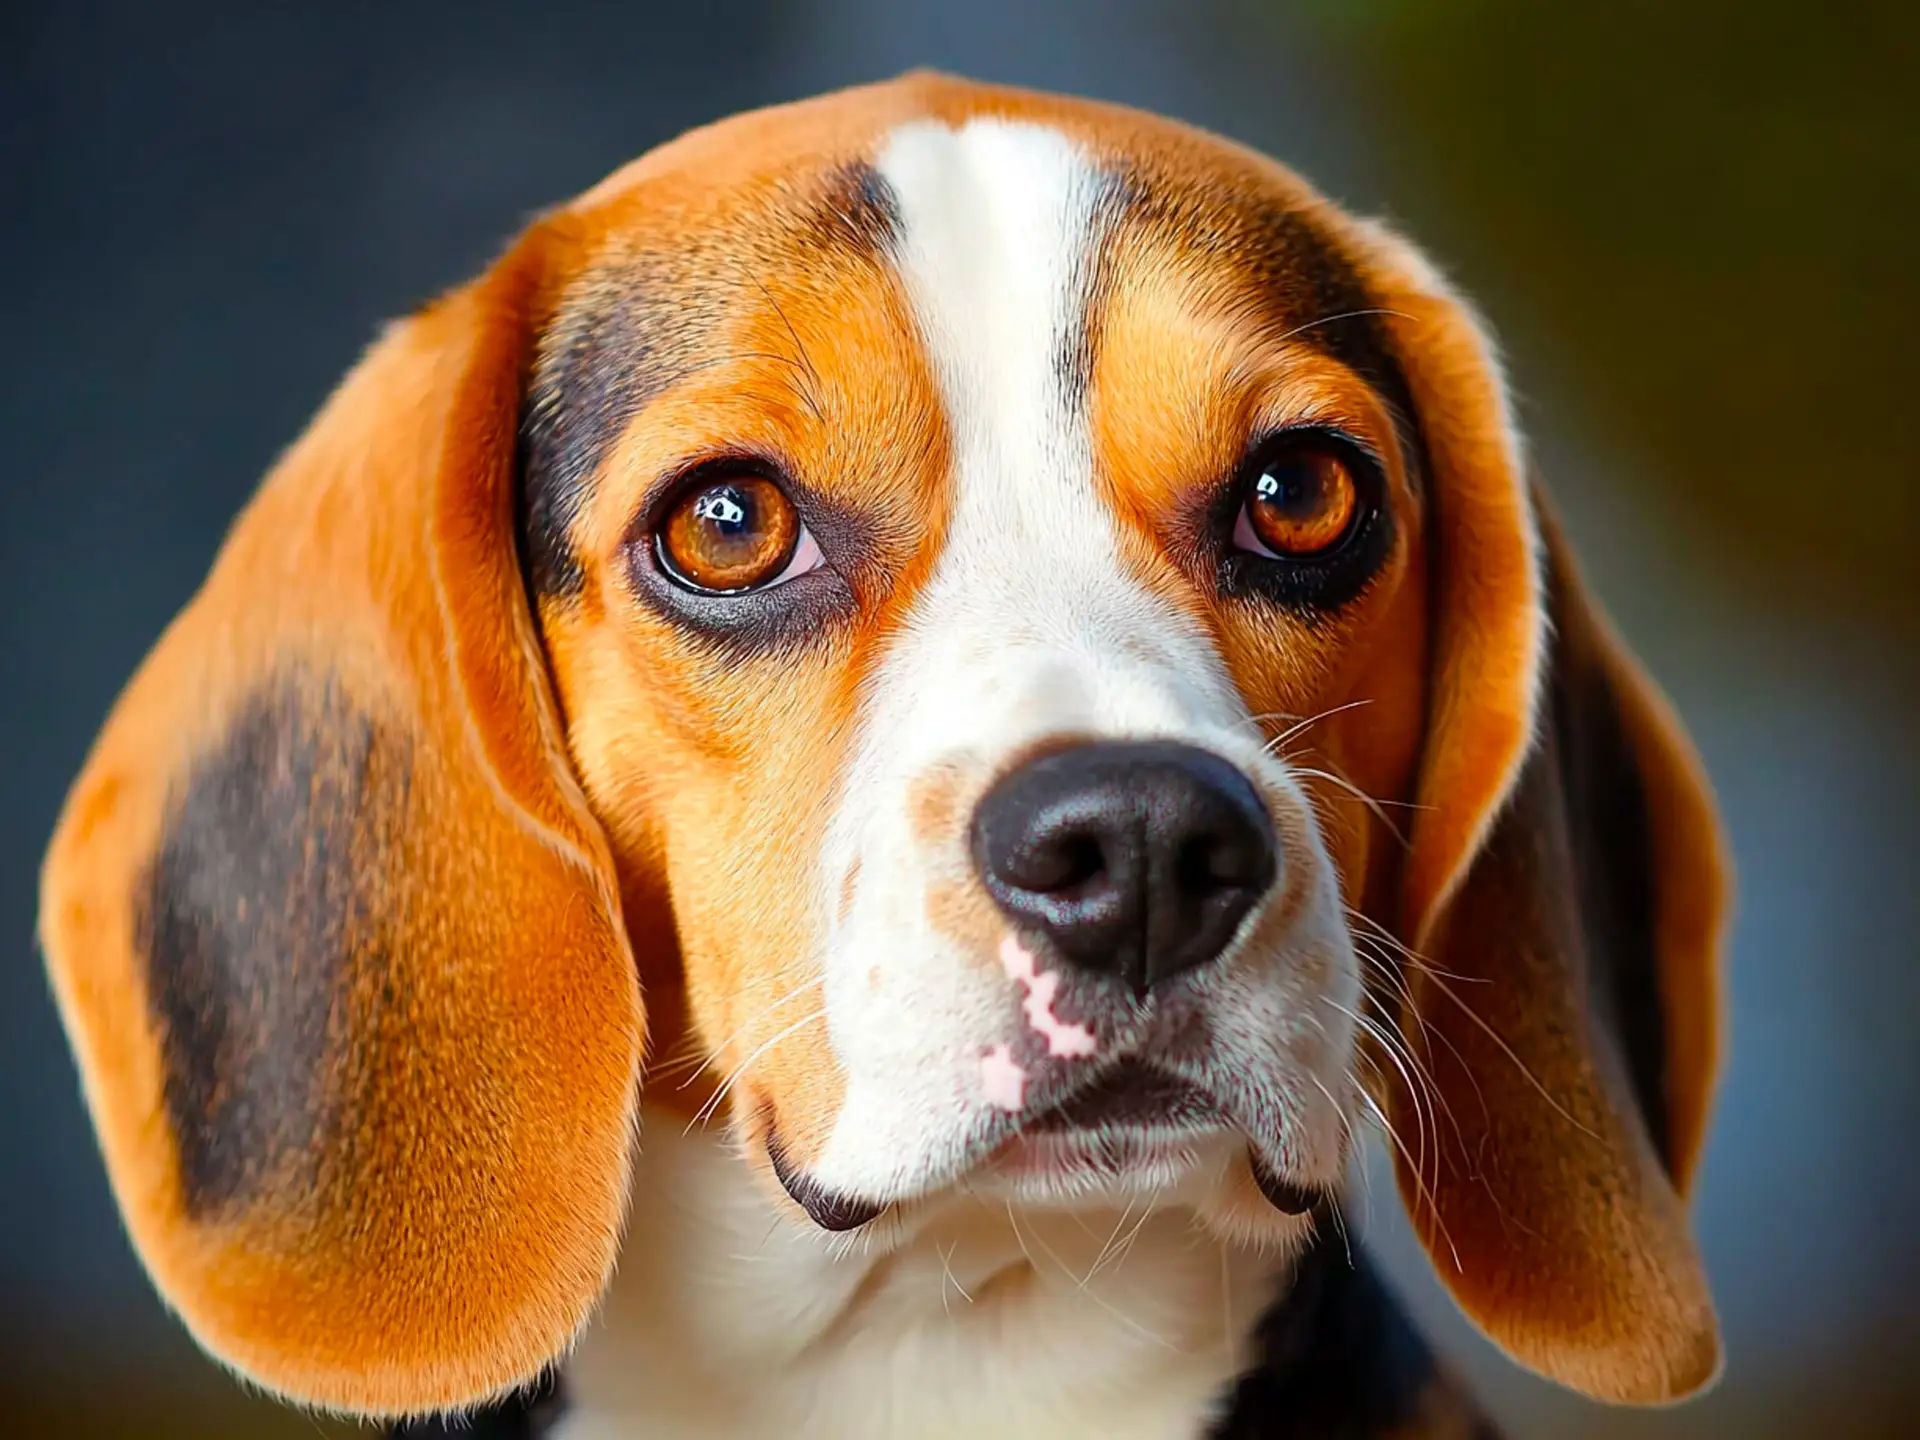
[39,227,644,1418]
[1350,224,1731,1403]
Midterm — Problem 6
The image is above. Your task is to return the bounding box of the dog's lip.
[1026,1059,1225,1133]
[765,1125,885,1232]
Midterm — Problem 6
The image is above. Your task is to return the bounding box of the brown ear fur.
[39,232,643,1417]
[1354,226,1730,1403]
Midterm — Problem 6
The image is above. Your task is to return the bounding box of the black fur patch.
[802,160,901,257]
[1056,171,1134,413]
[1214,1220,1502,1438]
[138,677,408,1219]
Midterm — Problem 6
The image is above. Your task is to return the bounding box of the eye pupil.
[658,473,800,593]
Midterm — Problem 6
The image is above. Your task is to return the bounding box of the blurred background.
[3,1,1914,1435]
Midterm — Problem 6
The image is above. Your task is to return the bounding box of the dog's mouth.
[766,1061,1328,1230]
[997,1061,1325,1215]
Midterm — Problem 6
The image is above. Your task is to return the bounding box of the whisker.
[687,1006,827,1134]
[1083,1197,1141,1289]
[1309,1070,1369,1251]
[1288,765,1412,848]
[1090,1195,1160,1287]
[1329,998,1439,1197]
[1345,907,1489,986]
[1341,975,1471,1164]
[938,1240,973,1313]
[1356,1086,1462,1273]
[1270,307,1418,348]
[1415,968,1602,1144]
[750,273,827,426]
[1017,1205,1180,1352]
[1348,907,1596,1142]
[658,972,827,1089]
[656,348,817,391]
[1249,698,1376,754]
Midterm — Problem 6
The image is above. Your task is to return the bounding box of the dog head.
[41,73,1729,1420]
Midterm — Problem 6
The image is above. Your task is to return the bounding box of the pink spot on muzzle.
[999,935,1098,1059]
[980,1044,1028,1111]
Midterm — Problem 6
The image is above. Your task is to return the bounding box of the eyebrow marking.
[518,162,899,600]
[1108,172,1426,492]
[520,269,712,598]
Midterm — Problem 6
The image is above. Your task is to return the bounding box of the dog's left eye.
[655,473,825,594]
[1231,438,1362,560]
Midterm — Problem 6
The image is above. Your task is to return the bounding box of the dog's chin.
[971,1123,1244,1208]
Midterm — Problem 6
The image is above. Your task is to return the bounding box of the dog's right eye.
[655,473,824,594]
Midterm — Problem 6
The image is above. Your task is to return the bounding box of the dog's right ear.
[1347,219,1729,1405]
[40,228,644,1418]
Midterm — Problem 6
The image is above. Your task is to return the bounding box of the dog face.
[41,74,1730,1422]
[529,103,1429,1240]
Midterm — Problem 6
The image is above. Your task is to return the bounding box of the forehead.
[520,76,1414,595]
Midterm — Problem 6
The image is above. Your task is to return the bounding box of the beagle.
[40,73,1730,1440]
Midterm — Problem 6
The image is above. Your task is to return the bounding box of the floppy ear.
[39,232,643,1418]
[1354,226,1731,1403]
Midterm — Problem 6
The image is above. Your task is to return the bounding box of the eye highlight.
[656,472,823,594]
[1233,441,1360,559]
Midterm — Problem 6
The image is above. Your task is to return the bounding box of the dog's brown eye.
[657,474,815,593]
[1234,443,1360,559]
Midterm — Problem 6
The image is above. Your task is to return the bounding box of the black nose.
[969,741,1277,995]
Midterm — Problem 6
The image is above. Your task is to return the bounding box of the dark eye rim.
[1214,426,1395,613]
[623,450,860,655]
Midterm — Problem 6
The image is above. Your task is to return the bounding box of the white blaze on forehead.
[804,119,1251,1198]
[876,118,1099,483]
[870,117,1242,744]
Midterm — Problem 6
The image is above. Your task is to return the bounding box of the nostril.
[1019,832,1108,896]
[1179,837,1231,892]
[1182,830,1266,891]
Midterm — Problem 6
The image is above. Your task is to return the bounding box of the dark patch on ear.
[1548,563,1673,1168]
[139,677,409,1219]
[1214,1219,1502,1438]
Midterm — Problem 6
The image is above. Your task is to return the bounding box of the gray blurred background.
[3,2,1914,1435]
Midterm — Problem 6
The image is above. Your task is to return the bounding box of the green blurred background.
[4,1,1914,1435]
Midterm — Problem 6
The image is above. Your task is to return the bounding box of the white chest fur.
[557,1114,1288,1440]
